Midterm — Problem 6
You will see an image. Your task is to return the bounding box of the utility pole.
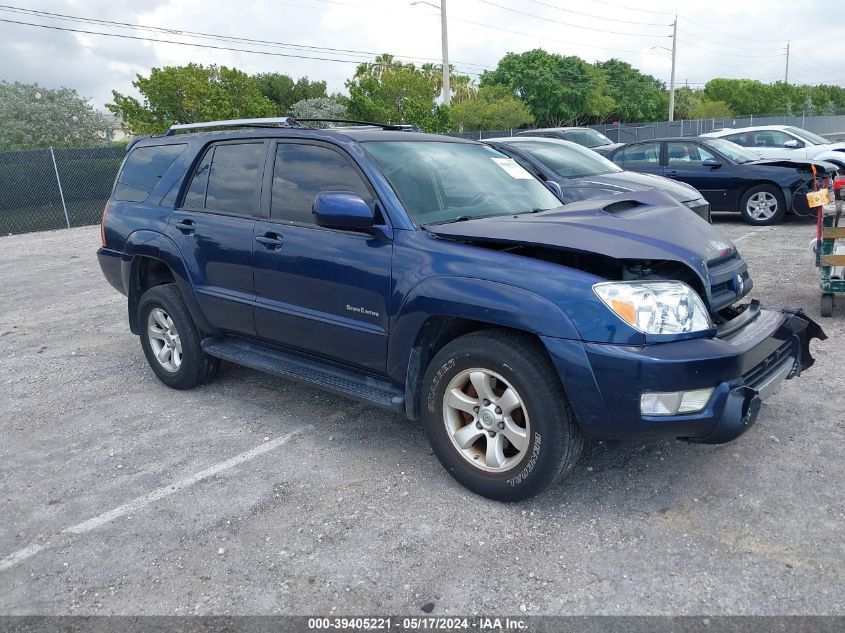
[785,40,790,84]
[441,0,450,105]
[668,14,677,122]
[411,0,450,105]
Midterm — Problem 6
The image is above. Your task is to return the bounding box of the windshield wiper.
[514,207,553,215]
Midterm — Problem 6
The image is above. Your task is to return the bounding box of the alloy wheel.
[442,368,531,472]
[147,307,182,372]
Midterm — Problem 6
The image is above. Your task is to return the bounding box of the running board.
[201,338,405,413]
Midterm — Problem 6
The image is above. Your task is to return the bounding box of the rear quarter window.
[113,144,187,203]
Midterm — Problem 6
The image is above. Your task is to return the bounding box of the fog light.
[641,388,715,416]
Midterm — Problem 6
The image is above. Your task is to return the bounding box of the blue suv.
[98,118,825,501]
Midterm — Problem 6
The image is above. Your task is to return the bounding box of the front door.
[252,141,392,373]
[663,140,731,209]
[167,140,268,337]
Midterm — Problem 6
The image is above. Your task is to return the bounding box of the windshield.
[506,139,622,178]
[785,126,830,145]
[363,141,561,225]
[704,137,760,163]
[564,128,613,148]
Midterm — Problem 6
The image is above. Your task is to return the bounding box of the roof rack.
[164,117,418,136]
[294,118,415,131]
[164,117,304,136]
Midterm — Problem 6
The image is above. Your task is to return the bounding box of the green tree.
[594,59,667,122]
[289,97,347,124]
[345,55,450,132]
[672,86,701,120]
[480,49,613,126]
[108,64,276,135]
[450,85,534,131]
[691,99,733,119]
[255,73,327,114]
[0,81,110,150]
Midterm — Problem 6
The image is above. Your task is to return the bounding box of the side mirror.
[784,139,802,148]
[313,192,376,230]
[702,158,722,168]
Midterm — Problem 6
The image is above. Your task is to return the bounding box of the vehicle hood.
[591,142,623,156]
[808,142,845,154]
[557,170,702,203]
[749,157,838,174]
[425,190,736,293]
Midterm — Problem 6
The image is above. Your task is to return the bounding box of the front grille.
[742,340,794,389]
[706,252,751,312]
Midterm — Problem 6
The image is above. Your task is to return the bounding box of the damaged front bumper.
[542,303,827,443]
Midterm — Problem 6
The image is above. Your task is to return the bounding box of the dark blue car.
[606,136,836,225]
[97,118,824,501]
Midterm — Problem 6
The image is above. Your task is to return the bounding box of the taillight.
[100,202,110,247]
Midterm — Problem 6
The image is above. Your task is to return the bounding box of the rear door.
[252,140,392,373]
[664,140,731,209]
[167,140,268,337]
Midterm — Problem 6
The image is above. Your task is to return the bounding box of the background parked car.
[701,125,845,173]
[514,127,622,156]
[485,136,711,222]
[606,136,836,225]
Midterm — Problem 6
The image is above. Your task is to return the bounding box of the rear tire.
[138,283,219,389]
[739,184,786,225]
[421,329,583,502]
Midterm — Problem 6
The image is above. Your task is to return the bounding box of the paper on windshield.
[491,157,534,179]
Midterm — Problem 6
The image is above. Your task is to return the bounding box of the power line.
[524,0,668,27]
[585,0,675,15]
[0,4,492,71]
[676,38,784,59]
[0,16,484,75]
[679,14,785,44]
[676,27,783,54]
[474,0,670,38]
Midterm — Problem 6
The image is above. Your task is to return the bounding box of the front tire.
[421,330,583,502]
[739,184,786,225]
[138,283,219,389]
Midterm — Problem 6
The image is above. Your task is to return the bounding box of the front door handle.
[175,219,195,234]
[665,170,680,178]
[255,233,284,250]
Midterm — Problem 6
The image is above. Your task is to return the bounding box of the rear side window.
[180,142,264,214]
[205,143,265,214]
[612,142,661,168]
[113,144,186,202]
[271,143,372,224]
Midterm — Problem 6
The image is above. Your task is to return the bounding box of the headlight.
[593,281,712,335]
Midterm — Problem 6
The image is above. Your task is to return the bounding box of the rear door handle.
[255,232,284,250]
[175,219,195,234]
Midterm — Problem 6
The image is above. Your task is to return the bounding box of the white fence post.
[49,147,71,229]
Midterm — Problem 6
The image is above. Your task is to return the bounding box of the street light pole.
[668,14,677,122]
[440,0,450,106]
[411,0,450,105]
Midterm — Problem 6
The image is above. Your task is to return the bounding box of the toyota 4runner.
[97,117,825,501]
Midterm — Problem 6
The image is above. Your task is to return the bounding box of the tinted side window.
[205,143,265,214]
[113,144,186,202]
[613,142,660,168]
[724,132,749,147]
[182,150,212,210]
[271,144,371,224]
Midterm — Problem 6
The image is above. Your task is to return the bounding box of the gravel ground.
[0,216,843,616]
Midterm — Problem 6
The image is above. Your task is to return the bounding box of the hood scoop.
[602,199,647,216]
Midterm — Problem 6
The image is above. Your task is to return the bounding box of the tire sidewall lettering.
[507,432,541,487]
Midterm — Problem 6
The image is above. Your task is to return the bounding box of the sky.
[0,0,840,111]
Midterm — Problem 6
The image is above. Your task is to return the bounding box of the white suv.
[702,125,845,171]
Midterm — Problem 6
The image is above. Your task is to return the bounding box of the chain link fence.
[448,113,845,143]
[0,145,124,235]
